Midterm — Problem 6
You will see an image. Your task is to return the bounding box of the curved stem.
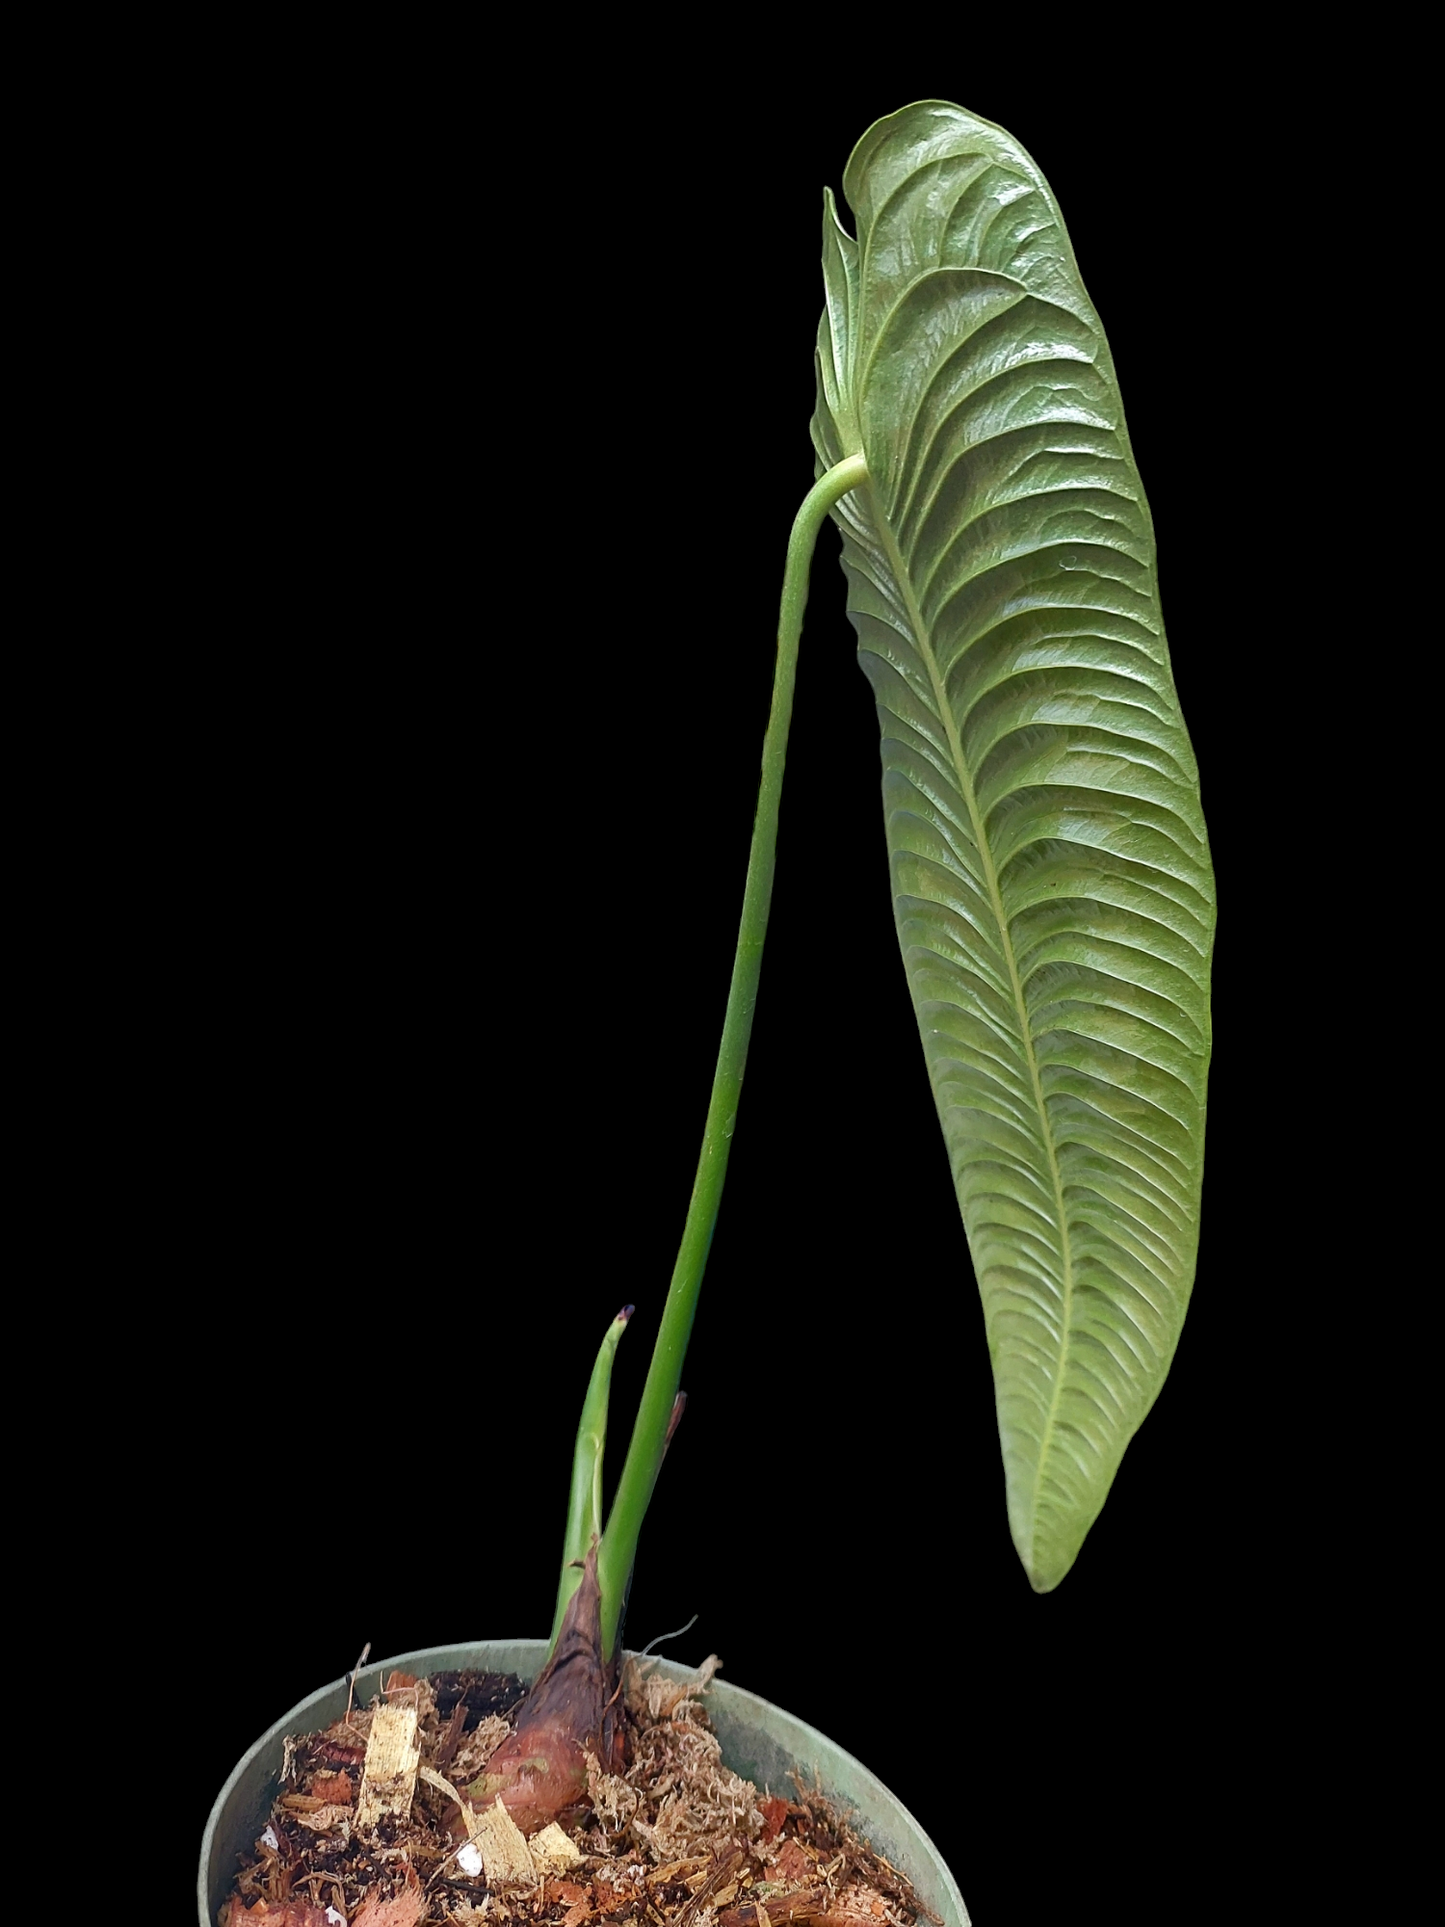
[595,453,868,1657]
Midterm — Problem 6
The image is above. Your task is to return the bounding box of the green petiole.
[553,452,869,1662]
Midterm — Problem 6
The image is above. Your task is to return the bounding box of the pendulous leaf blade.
[813,102,1215,1591]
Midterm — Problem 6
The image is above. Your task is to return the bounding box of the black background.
[184,53,1311,1926]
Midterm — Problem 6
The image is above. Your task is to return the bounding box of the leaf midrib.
[863,477,1074,1571]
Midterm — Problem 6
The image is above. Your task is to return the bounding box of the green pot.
[199,1640,967,1925]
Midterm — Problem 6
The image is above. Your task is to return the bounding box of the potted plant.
[201,95,1212,1926]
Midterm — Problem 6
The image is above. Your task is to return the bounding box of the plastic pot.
[199,1639,968,1925]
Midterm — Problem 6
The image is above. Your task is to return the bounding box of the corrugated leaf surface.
[813,102,1215,1589]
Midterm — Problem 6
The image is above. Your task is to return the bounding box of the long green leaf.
[813,102,1215,1591]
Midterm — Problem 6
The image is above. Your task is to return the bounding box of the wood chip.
[530,1822,583,1873]
[434,1699,468,1771]
[221,1903,333,1926]
[355,1704,420,1829]
[474,1794,535,1886]
[675,1849,745,1927]
[293,1802,352,1833]
[760,1798,790,1842]
[352,1878,426,1927]
[418,1763,471,1827]
[718,1898,839,1927]
[650,1859,710,1889]
[773,1842,816,1886]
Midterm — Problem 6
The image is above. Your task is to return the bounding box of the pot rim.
[200,1638,966,1926]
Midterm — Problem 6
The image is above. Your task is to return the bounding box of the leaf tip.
[1021,1539,1078,1594]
